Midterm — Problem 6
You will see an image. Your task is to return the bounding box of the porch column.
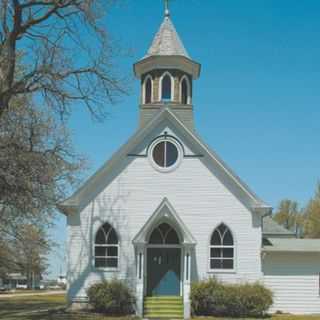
[135,244,145,317]
[183,245,192,319]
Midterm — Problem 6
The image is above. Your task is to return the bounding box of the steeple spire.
[134,10,201,79]
[164,0,170,17]
[145,14,189,58]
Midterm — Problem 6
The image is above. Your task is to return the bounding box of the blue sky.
[48,0,320,278]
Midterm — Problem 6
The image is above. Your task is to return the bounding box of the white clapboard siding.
[263,252,320,314]
[67,127,263,301]
[264,276,320,314]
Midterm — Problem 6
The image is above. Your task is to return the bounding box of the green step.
[144,307,183,313]
[144,296,183,319]
[145,301,183,306]
[144,306,183,311]
[145,297,182,301]
[144,311,183,318]
[144,314,183,319]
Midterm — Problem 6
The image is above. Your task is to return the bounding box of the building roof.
[144,16,190,59]
[134,13,201,79]
[262,216,295,236]
[59,107,270,215]
[263,238,320,253]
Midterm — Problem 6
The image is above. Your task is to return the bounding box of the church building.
[59,6,320,318]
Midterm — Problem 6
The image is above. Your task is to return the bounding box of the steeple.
[134,7,201,131]
[145,14,190,59]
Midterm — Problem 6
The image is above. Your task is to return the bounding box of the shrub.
[87,279,135,315]
[191,277,273,318]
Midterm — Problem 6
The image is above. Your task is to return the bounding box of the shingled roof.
[263,238,320,252]
[262,216,295,237]
[144,16,190,58]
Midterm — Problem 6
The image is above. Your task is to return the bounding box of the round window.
[152,140,179,168]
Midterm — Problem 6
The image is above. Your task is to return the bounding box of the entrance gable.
[133,198,196,246]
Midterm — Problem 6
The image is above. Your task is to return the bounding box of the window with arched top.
[149,223,180,244]
[161,74,172,101]
[181,77,190,104]
[210,223,234,270]
[144,76,152,104]
[94,222,119,268]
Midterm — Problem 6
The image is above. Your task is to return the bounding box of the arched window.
[161,73,172,101]
[210,223,234,270]
[144,76,152,104]
[149,223,180,244]
[94,223,119,268]
[180,76,190,104]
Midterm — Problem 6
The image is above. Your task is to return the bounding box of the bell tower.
[134,4,201,131]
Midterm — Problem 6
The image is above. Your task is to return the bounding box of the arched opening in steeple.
[180,75,191,105]
[160,72,173,102]
[143,75,153,104]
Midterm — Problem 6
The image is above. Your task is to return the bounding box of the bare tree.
[0,0,126,120]
[0,223,51,288]
[273,199,301,230]
[0,95,83,275]
[0,96,84,218]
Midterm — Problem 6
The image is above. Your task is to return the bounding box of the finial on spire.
[164,0,170,17]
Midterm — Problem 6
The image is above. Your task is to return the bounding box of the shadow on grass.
[0,295,66,319]
[9,309,139,320]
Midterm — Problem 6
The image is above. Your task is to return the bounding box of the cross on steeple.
[164,0,170,17]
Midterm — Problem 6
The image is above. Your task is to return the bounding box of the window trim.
[208,223,236,273]
[142,74,153,104]
[148,136,182,173]
[159,71,174,102]
[93,222,120,272]
[180,75,191,105]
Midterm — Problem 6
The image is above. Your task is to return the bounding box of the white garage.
[263,238,320,314]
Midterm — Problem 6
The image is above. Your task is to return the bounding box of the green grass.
[0,289,56,295]
[193,317,320,320]
[0,293,137,320]
[1,294,320,320]
[0,294,66,320]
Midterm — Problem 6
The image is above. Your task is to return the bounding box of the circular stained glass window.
[152,140,179,168]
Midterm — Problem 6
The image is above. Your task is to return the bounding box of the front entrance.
[133,201,196,318]
[147,247,181,296]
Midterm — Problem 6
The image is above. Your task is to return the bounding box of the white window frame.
[180,75,191,105]
[142,74,153,104]
[148,136,182,173]
[208,223,236,273]
[159,71,174,102]
[93,223,120,272]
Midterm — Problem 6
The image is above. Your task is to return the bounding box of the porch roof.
[132,198,196,246]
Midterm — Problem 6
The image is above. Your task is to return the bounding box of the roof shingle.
[145,16,190,58]
[263,216,295,236]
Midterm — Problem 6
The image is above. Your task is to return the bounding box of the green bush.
[191,277,273,317]
[87,279,135,315]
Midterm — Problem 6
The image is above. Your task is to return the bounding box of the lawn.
[195,317,320,320]
[1,294,320,320]
[0,294,66,320]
